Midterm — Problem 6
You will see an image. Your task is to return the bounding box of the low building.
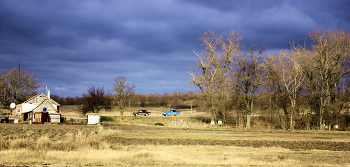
[12,93,61,123]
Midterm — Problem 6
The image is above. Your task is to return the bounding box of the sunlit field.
[0,123,349,166]
[1,145,349,167]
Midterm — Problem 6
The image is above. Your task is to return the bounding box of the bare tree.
[299,29,350,129]
[0,72,10,108]
[113,76,135,116]
[0,68,40,107]
[263,53,289,129]
[265,50,304,130]
[326,77,350,129]
[189,30,242,123]
[234,47,264,128]
[81,86,113,114]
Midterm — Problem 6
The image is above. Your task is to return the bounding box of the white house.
[12,93,61,123]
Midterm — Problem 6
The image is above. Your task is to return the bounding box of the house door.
[23,113,28,121]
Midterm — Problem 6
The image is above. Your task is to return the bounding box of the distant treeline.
[50,91,350,130]
[50,91,201,109]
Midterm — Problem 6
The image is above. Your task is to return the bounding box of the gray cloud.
[1,0,349,97]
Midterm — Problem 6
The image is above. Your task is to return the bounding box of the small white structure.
[49,114,61,123]
[218,120,223,126]
[87,115,101,125]
[10,103,16,109]
[210,120,215,125]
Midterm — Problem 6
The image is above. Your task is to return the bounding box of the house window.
[16,108,21,113]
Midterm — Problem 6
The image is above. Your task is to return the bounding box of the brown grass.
[2,126,111,152]
[9,138,27,149]
[0,145,349,166]
[0,136,8,150]
[0,123,349,166]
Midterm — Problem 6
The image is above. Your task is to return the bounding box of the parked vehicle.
[162,110,180,116]
[133,110,151,116]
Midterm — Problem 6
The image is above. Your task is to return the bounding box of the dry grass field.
[0,123,349,166]
[0,106,349,166]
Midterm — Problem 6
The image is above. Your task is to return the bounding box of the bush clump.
[2,126,113,151]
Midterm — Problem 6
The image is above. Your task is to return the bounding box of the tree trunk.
[246,113,251,129]
[319,106,324,130]
[290,99,296,130]
[245,98,253,129]
[290,112,293,130]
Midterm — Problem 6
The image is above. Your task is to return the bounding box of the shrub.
[10,138,27,149]
[36,136,51,150]
[2,125,117,151]
[0,136,9,150]
[87,132,102,149]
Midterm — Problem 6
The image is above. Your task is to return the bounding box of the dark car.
[133,110,151,116]
[162,110,180,116]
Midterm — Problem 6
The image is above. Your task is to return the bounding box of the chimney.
[47,90,50,99]
[46,86,50,99]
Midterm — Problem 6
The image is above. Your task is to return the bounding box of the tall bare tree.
[0,72,10,108]
[265,50,304,130]
[189,30,242,123]
[113,76,135,116]
[299,29,350,129]
[234,47,264,128]
[263,53,289,129]
[81,86,113,114]
[0,68,40,107]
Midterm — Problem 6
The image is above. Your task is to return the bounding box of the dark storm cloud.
[181,0,350,49]
[1,0,349,97]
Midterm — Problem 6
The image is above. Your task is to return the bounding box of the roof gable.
[24,93,60,106]
[32,99,58,113]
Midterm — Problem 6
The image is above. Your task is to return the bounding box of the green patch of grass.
[101,116,115,122]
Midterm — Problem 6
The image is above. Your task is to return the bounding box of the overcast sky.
[1,0,350,97]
